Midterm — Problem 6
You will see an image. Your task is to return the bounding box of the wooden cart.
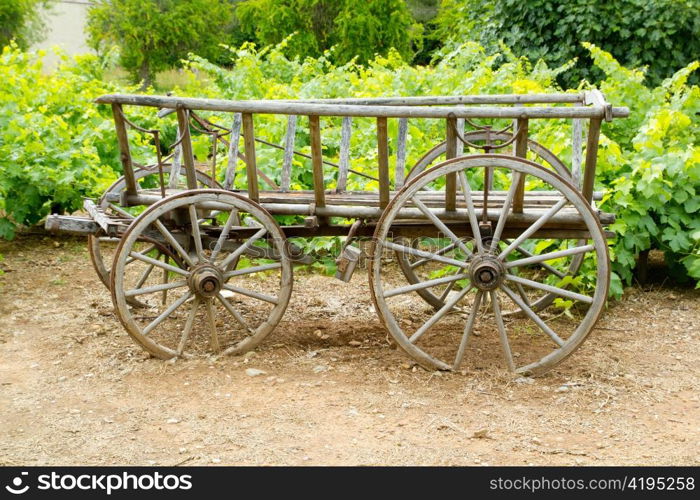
[46,92,628,375]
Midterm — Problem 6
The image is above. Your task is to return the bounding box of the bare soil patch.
[0,235,698,465]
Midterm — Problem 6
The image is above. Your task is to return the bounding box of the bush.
[0,0,51,50]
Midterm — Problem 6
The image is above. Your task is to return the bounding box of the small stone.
[531,437,542,445]
[320,334,330,340]
[166,418,180,424]
[179,447,188,454]
[312,364,328,373]
[211,458,221,464]
[348,340,362,347]
[515,377,534,385]
[314,329,323,338]
[401,363,412,370]
[245,368,266,377]
[472,429,489,439]
[57,376,67,382]
[555,385,570,393]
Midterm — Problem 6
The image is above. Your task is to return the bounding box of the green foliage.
[235,0,421,65]
[0,46,128,239]
[86,0,235,87]
[435,0,700,87]
[0,0,51,49]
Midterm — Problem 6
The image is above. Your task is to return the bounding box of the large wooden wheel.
[88,168,221,294]
[111,190,293,359]
[369,155,609,375]
[397,131,580,312]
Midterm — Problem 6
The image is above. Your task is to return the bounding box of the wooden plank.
[337,116,352,192]
[512,118,529,213]
[96,94,630,120]
[111,104,138,195]
[395,117,408,189]
[455,118,464,157]
[571,118,583,189]
[445,116,457,211]
[241,113,259,202]
[582,118,602,202]
[280,115,297,192]
[168,125,183,188]
[224,113,242,190]
[309,115,326,219]
[45,215,100,235]
[376,117,390,209]
[175,107,198,190]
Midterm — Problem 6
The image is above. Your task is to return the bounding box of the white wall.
[33,1,93,66]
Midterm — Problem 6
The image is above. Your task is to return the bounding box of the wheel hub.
[188,264,223,298]
[469,255,505,291]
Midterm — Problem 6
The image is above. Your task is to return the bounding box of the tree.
[0,0,52,49]
[86,0,236,87]
[235,0,422,64]
[434,0,700,86]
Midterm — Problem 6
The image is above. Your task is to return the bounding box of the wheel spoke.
[135,260,157,289]
[506,241,565,278]
[383,240,469,269]
[505,274,593,304]
[217,293,254,334]
[177,297,200,356]
[453,290,483,370]
[505,244,595,269]
[129,251,189,276]
[188,204,204,262]
[219,227,268,270]
[491,290,515,371]
[222,284,278,304]
[458,171,483,253]
[143,291,193,335]
[153,219,195,267]
[125,280,187,297]
[498,198,567,259]
[409,241,457,269]
[161,255,169,305]
[108,203,134,218]
[412,197,472,258]
[223,262,282,280]
[384,273,469,298]
[205,298,220,352]
[210,209,238,262]
[409,286,471,344]
[439,279,457,302]
[501,285,565,347]
[490,172,522,252]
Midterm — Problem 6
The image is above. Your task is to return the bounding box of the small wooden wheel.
[88,168,220,294]
[398,132,578,312]
[369,155,609,375]
[111,189,293,359]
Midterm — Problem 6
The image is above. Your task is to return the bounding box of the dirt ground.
[0,235,698,466]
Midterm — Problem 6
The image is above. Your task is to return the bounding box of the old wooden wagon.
[46,91,628,375]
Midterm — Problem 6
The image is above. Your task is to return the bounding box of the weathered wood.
[168,125,182,188]
[175,108,198,190]
[280,115,297,192]
[96,94,629,120]
[83,199,117,235]
[309,115,326,220]
[377,117,390,208]
[445,116,458,211]
[241,113,259,202]
[337,116,352,192]
[512,118,529,213]
[45,214,100,235]
[455,118,465,157]
[582,118,602,202]
[571,118,583,189]
[224,113,242,190]
[395,117,408,188]
[111,104,138,196]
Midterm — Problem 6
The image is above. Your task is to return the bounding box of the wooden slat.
[168,125,182,188]
[337,116,352,192]
[111,104,138,195]
[376,117,390,209]
[582,118,602,203]
[512,118,529,213]
[280,115,297,192]
[242,113,259,202]
[224,113,242,190]
[309,115,326,220]
[571,118,583,189]
[455,118,464,156]
[445,116,457,211]
[395,117,408,189]
[175,108,198,190]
